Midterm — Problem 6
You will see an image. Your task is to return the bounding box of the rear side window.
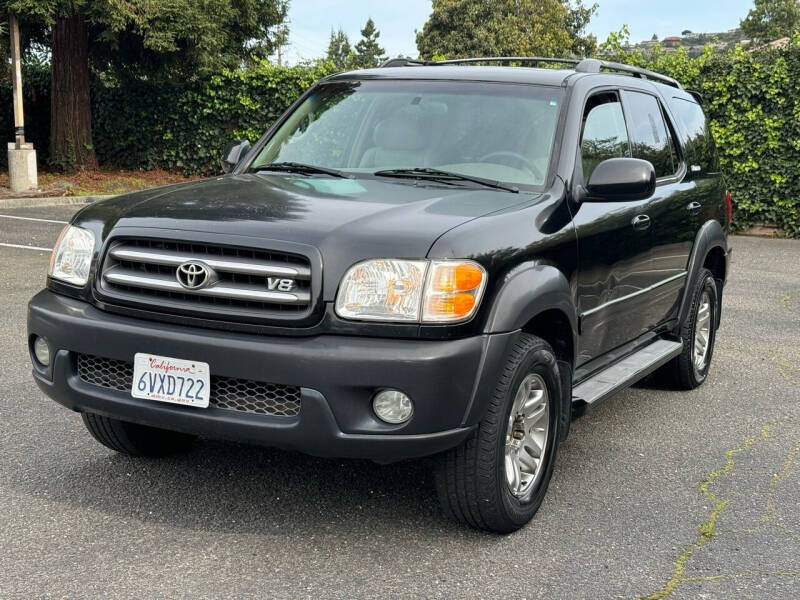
[623,91,679,178]
[580,93,630,181]
[669,97,717,172]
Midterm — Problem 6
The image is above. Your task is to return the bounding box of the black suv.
[28,57,731,533]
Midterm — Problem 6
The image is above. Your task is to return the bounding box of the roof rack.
[575,58,682,88]
[378,56,682,89]
[379,57,428,68]
[379,56,580,69]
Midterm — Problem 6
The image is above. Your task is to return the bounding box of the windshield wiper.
[255,162,353,179]
[374,168,519,193]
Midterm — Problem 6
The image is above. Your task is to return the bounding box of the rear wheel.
[660,268,718,389]
[434,334,562,533]
[81,412,196,457]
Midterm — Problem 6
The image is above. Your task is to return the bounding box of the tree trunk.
[50,13,97,170]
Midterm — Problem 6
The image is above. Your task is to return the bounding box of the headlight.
[48,225,95,286]
[335,259,486,323]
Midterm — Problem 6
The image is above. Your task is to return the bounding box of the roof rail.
[431,57,581,68]
[379,56,581,69]
[377,56,682,89]
[576,58,682,89]
[379,57,428,68]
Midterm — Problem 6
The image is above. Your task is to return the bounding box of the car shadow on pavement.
[10,436,493,539]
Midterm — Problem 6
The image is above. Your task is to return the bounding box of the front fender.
[483,263,577,341]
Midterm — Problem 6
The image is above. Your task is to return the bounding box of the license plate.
[132,353,210,408]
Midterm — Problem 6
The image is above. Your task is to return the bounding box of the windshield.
[249,80,563,188]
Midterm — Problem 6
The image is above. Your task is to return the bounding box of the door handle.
[631,214,651,231]
[686,201,702,214]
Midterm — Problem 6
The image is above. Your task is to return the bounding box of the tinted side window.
[581,94,630,181]
[624,91,678,178]
[669,97,717,172]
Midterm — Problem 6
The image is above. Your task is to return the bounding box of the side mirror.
[585,158,656,202]
[220,140,251,174]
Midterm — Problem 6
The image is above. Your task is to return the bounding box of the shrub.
[601,37,800,236]
[0,61,52,164]
[91,61,336,175]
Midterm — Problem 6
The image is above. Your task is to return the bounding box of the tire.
[81,412,196,457]
[434,334,562,534]
[660,268,718,390]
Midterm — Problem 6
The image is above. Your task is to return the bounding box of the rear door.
[667,94,726,238]
[572,91,655,365]
[620,89,692,328]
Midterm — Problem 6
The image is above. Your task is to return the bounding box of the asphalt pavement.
[1,204,798,599]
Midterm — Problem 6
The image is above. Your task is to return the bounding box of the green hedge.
[2,49,799,236]
[0,61,336,174]
[602,40,800,237]
[0,62,52,165]
[91,61,336,174]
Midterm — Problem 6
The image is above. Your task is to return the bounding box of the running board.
[572,339,683,407]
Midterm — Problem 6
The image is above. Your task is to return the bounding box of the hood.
[74,173,535,300]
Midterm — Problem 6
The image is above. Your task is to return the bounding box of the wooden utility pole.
[7,12,38,193]
[9,13,25,147]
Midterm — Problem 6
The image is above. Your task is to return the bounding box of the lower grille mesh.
[77,354,301,417]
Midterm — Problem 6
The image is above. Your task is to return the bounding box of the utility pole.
[7,13,38,193]
[274,22,289,66]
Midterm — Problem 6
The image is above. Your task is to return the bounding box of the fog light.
[33,336,51,366]
[372,389,413,424]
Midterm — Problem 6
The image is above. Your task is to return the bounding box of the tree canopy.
[740,0,800,42]
[354,18,386,68]
[2,0,289,169]
[325,19,386,71]
[326,27,353,71]
[5,0,290,79]
[416,0,598,59]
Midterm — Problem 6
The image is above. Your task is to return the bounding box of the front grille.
[98,238,312,322]
[77,354,301,417]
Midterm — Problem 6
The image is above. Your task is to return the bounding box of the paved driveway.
[1,205,798,599]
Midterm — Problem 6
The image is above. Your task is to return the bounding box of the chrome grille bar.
[109,246,310,280]
[103,268,310,304]
[98,238,314,321]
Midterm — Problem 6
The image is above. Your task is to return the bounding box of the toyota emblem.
[176,261,214,290]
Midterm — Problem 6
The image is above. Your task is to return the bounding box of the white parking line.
[0,214,68,224]
[0,242,52,252]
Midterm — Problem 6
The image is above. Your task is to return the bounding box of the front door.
[571,91,655,365]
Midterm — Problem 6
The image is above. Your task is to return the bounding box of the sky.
[278,0,755,64]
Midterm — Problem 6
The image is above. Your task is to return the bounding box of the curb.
[0,194,116,209]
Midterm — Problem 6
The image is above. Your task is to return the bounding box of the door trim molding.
[580,271,688,320]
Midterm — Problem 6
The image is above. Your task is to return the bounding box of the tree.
[354,18,386,68]
[416,0,597,59]
[3,0,289,170]
[327,27,353,70]
[565,1,598,56]
[741,0,800,42]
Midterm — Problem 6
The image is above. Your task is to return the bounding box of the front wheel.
[82,412,196,457]
[434,334,562,533]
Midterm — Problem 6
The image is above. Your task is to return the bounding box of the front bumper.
[28,291,518,462]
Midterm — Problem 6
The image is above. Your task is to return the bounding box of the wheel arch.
[678,219,728,331]
[703,245,727,284]
[483,263,577,359]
